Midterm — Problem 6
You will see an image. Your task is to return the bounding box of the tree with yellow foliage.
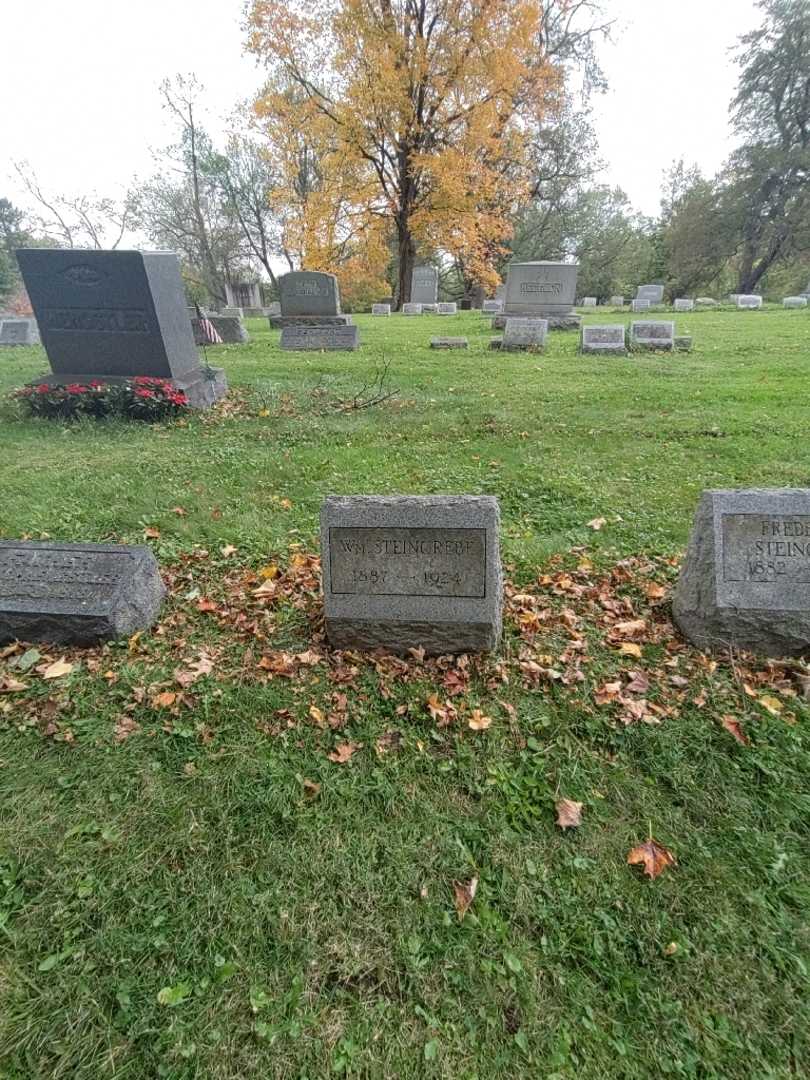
[247,0,598,305]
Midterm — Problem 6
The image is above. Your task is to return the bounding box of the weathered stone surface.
[581,324,626,354]
[320,495,502,654]
[269,314,352,329]
[15,248,226,408]
[737,294,763,309]
[220,306,243,317]
[279,271,341,316]
[421,303,438,314]
[783,296,808,308]
[695,297,717,307]
[630,321,675,350]
[411,266,438,304]
[482,300,503,313]
[491,313,579,332]
[280,324,359,351]
[436,302,457,315]
[266,302,281,316]
[674,335,693,352]
[371,304,391,316]
[581,297,597,307]
[610,296,625,307]
[0,317,39,345]
[0,541,164,646]
[402,303,423,315]
[503,261,578,318]
[636,284,664,304]
[674,298,694,311]
[191,315,249,345]
[430,337,468,349]
[501,317,547,350]
[673,488,810,657]
[631,298,651,313]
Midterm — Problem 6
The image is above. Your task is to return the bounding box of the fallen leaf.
[663,941,678,956]
[720,715,750,746]
[259,564,279,580]
[42,658,74,680]
[113,716,141,742]
[302,779,321,798]
[170,506,187,516]
[152,691,177,709]
[220,544,237,558]
[453,876,478,921]
[612,619,647,640]
[309,704,325,726]
[625,670,650,694]
[555,798,583,829]
[279,498,293,510]
[627,838,677,879]
[758,694,783,716]
[586,517,606,531]
[196,597,218,613]
[0,675,28,692]
[645,582,666,601]
[468,709,492,731]
[328,741,360,764]
[143,526,161,539]
[618,642,643,658]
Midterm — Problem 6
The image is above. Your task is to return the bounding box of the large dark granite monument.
[15,249,226,408]
[0,541,165,645]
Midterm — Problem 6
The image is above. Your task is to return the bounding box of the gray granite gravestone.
[372,304,391,316]
[191,314,249,345]
[783,296,808,308]
[0,317,39,346]
[674,489,810,656]
[636,284,664,304]
[0,541,164,645]
[581,296,597,307]
[402,302,423,315]
[631,298,651,313]
[430,337,468,349]
[436,302,457,315]
[410,266,439,305]
[482,300,503,313]
[421,303,438,314]
[495,284,505,301]
[15,248,226,408]
[280,324,359,351]
[320,495,502,653]
[493,261,579,331]
[271,271,352,328]
[610,296,625,307]
[695,297,717,307]
[581,324,626,354]
[221,306,243,318]
[737,295,763,309]
[630,321,675,350]
[674,335,693,351]
[493,317,548,352]
[267,301,281,316]
[674,298,694,312]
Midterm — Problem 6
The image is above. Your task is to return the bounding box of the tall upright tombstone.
[492,261,579,331]
[270,271,352,328]
[15,249,226,408]
[674,489,810,657]
[636,284,664,305]
[410,266,439,305]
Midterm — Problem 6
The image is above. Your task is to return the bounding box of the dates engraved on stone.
[329,527,486,598]
[0,548,125,604]
[721,514,810,586]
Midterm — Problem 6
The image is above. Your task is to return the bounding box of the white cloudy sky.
[3,0,760,227]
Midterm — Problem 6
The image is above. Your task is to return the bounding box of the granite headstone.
[436,302,457,315]
[280,324,359,351]
[402,302,423,316]
[271,271,351,328]
[495,261,579,331]
[783,296,808,309]
[674,298,694,312]
[737,295,763,309]
[630,321,675,350]
[581,297,597,307]
[0,317,40,346]
[372,304,391,316]
[636,284,664,304]
[581,324,626,354]
[410,266,439,305]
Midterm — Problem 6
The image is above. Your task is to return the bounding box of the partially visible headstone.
[221,306,243,318]
[0,317,40,346]
[320,495,503,654]
[737,295,763,309]
[629,321,675,350]
[421,303,438,314]
[430,337,468,349]
[280,324,359,351]
[695,297,717,307]
[581,324,626,354]
[460,299,472,311]
[0,541,164,646]
[581,296,597,307]
[402,302,423,316]
[783,296,808,309]
[372,304,391,316]
[674,488,810,657]
[674,298,694,312]
[674,335,693,352]
[610,296,625,307]
[494,284,505,301]
[500,317,548,351]
[631,299,651,313]
[15,248,226,409]
[267,301,281,316]
[636,284,664,304]
[437,302,457,315]
[482,300,503,314]
[191,315,249,345]
[497,261,579,330]
[411,266,439,305]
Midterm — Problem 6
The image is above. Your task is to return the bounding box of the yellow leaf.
[586,517,606,531]
[309,704,325,726]
[468,709,492,731]
[259,564,280,580]
[258,408,270,417]
[759,695,783,716]
[42,658,74,680]
[618,642,643,658]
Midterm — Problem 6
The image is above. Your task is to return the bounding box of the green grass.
[1,307,809,1078]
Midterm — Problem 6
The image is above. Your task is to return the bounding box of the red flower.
[134,388,154,399]
[89,380,104,389]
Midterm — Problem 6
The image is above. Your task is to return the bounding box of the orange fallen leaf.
[627,838,677,879]
[468,709,492,731]
[555,798,583,829]
[328,741,360,764]
[152,691,177,709]
[196,597,218,613]
[426,694,448,723]
[143,526,161,539]
[453,876,478,921]
[42,658,74,680]
[644,582,667,601]
[720,715,750,746]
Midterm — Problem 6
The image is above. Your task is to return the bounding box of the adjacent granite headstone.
[674,335,693,352]
[221,306,243,318]
[460,299,472,311]
[271,271,351,328]
[674,298,694,312]
[783,296,808,309]
[372,304,391,316]
[411,266,439,305]
[631,299,651,313]
[636,284,664,304]
[629,321,675,350]
[497,317,548,351]
[267,301,281,316]
[482,300,503,314]
[581,324,626,354]
[495,261,579,331]
[15,248,226,409]
[610,296,625,307]
[421,303,438,314]
[581,297,597,307]
[191,315,249,345]
[0,541,164,646]
[436,302,457,315]
[737,295,763,309]
[674,488,810,656]
[0,317,40,346]
[430,337,468,349]
[280,324,359,351]
[320,495,502,654]
[402,302,423,316]
[494,284,505,301]
[695,297,717,307]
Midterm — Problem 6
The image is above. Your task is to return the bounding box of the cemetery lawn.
[2,307,810,1079]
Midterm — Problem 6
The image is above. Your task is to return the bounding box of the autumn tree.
[247,0,601,305]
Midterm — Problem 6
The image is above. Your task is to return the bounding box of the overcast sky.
[3,0,761,230]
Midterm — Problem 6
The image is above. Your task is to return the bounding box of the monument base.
[191,316,248,345]
[28,368,228,411]
[489,338,545,352]
[491,313,580,331]
[268,315,353,329]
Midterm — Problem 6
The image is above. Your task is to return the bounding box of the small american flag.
[194,302,222,345]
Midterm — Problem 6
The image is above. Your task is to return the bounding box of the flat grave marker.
[280,324,359,351]
[371,304,391,316]
[402,302,423,315]
[631,298,651,313]
[430,337,468,349]
[737,295,763,309]
[674,298,694,312]
[630,320,675,350]
[783,296,808,309]
[436,302,457,315]
[581,324,626,354]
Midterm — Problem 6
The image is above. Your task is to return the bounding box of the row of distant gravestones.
[1,490,808,665]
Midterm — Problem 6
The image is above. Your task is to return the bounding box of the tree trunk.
[396,218,416,309]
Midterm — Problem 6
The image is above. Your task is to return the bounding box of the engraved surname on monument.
[44,308,150,334]
[329,527,486,598]
[0,548,127,605]
[721,514,810,588]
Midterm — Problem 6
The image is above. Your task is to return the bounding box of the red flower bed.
[14,377,189,421]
